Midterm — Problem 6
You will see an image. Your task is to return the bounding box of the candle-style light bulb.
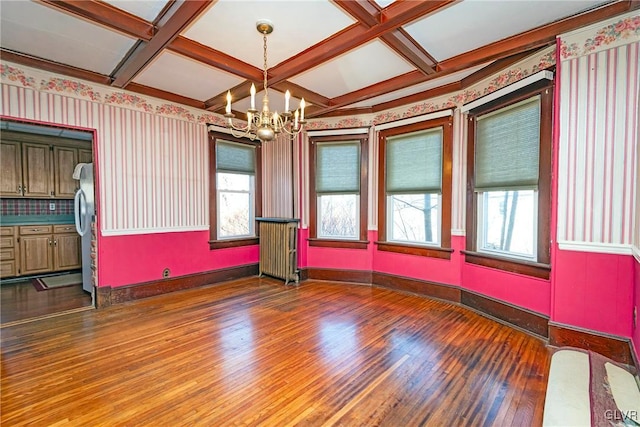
[225,91,232,114]
[250,84,256,110]
[300,98,306,121]
[294,109,299,129]
[285,90,290,112]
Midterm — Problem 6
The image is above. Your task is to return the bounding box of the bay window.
[378,117,452,258]
[466,81,552,278]
[309,134,368,248]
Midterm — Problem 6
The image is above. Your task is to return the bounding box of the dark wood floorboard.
[0,276,92,324]
[0,277,551,426]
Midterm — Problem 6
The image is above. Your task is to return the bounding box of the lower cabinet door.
[20,235,53,275]
[53,233,81,271]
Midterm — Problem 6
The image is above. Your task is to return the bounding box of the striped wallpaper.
[557,41,639,249]
[262,132,296,219]
[1,84,209,235]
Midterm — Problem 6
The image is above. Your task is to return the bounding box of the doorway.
[0,119,97,325]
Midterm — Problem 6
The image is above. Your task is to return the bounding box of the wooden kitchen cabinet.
[21,143,52,198]
[19,225,54,275]
[0,141,23,197]
[78,148,93,164]
[53,146,79,198]
[53,225,80,271]
[0,226,19,278]
[0,130,91,199]
[1,223,80,278]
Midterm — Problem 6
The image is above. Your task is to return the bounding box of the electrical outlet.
[49,202,55,211]
[163,268,170,279]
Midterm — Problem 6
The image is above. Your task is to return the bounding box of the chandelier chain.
[263,33,269,96]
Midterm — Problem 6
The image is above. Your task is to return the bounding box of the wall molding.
[549,321,635,366]
[557,240,634,255]
[101,225,210,237]
[95,263,258,308]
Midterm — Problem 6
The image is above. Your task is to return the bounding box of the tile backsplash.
[1,198,74,215]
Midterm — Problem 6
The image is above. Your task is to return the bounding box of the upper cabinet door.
[21,143,52,198]
[0,141,23,197]
[53,146,79,198]
[78,148,92,164]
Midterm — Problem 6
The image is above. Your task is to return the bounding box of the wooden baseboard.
[96,263,258,307]
[548,322,634,366]
[372,272,461,304]
[461,290,549,339]
[306,268,372,284]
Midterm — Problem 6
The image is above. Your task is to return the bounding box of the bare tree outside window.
[319,194,358,238]
[217,172,253,238]
[388,193,439,244]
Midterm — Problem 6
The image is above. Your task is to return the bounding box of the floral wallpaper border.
[559,12,640,61]
[1,44,556,131]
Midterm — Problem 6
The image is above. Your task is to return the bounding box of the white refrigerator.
[73,163,94,294]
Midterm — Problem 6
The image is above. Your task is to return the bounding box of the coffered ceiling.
[1,0,636,119]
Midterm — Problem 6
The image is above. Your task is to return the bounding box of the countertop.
[0,215,75,226]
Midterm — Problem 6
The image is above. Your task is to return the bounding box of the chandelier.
[224,19,306,142]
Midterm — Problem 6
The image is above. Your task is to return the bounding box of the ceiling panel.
[344,63,489,109]
[133,51,244,102]
[289,39,416,99]
[182,0,356,69]
[102,0,170,22]
[404,0,611,61]
[0,1,137,75]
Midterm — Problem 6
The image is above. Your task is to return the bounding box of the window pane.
[218,172,250,191]
[318,194,358,239]
[218,191,251,238]
[479,190,536,259]
[388,193,440,245]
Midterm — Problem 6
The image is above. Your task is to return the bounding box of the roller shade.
[386,128,442,193]
[316,141,360,193]
[475,96,540,191]
[216,140,255,174]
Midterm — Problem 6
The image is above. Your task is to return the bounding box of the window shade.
[216,140,255,174]
[475,96,540,191]
[316,141,360,193]
[386,128,442,193]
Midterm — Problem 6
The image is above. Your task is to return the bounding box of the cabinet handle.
[31,229,40,232]
[16,185,21,194]
[23,186,27,193]
[54,240,57,246]
[48,239,52,246]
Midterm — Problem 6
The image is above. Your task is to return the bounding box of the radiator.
[257,218,299,285]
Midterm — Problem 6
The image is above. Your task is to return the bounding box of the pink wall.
[633,258,640,361]
[99,231,258,287]
[372,234,462,287]
[553,249,634,337]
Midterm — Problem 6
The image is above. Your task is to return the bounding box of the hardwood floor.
[0,277,551,426]
[0,275,92,324]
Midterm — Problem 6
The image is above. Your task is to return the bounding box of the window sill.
[308,238,369,249]
[375,242,453,260]
[209,237,259,250]
[461,250,550,279]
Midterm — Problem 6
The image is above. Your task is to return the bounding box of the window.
[378,117,453,259]
[309,134,368,248]
[466,81,552,278]
[209,132,261,249]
